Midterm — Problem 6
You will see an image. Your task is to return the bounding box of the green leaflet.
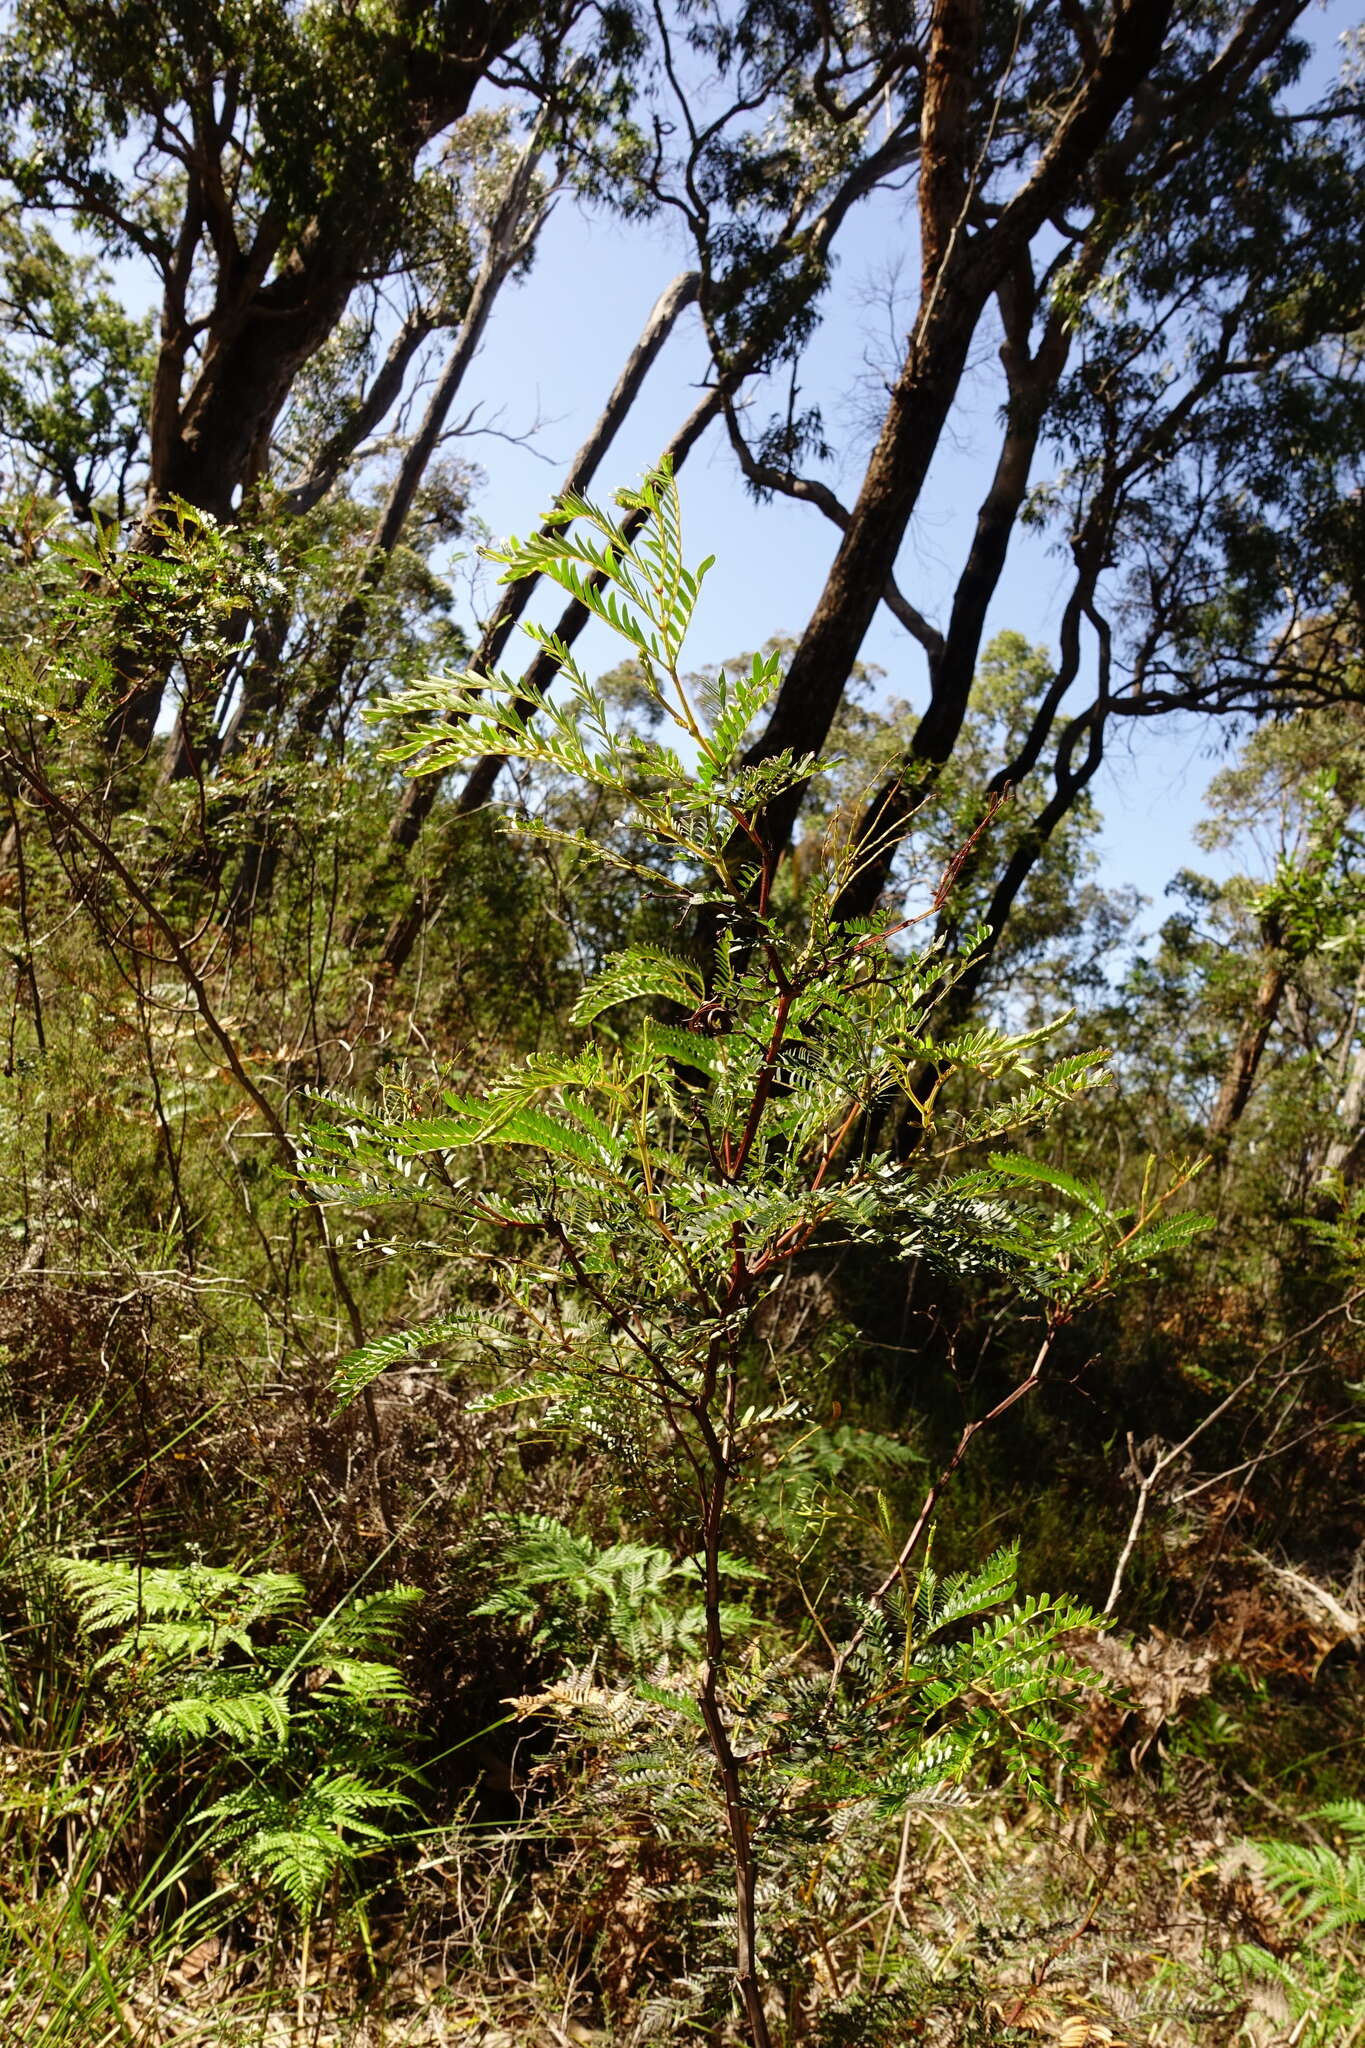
[475,1513,763,1672]
[197,1772,414,1918]
[392,1102,617,1170]
[332,1311,523,1409]
[55,1558,306,1641]
[984,1152,1112,1217]
[697,649,783,784]
[148,1687,291,1748]
[641,1021,732,1081]
[571,944,704,1024]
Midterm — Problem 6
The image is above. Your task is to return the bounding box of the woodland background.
[2,2,1365,2043]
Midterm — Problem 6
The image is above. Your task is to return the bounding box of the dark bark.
[216,105,559,917]
[882,695,1110,1158]
[730,0,1179,877]
[720,401,944,659]
[831,413,1106,926]
[288,98,559,749]
[216,608,292,761]
[831,237,1279,930]
[959,702,1108,1012]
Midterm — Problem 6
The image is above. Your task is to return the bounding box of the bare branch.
[282,311,438,517]
[721,397,944,659]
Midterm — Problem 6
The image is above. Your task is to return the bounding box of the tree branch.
[721,397,944,659]
[281,310,438,517]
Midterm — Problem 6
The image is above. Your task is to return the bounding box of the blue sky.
[439,4,1362,935]
[447,200,1223,932]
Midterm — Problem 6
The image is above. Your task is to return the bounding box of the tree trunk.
[730,0,1176,871]
[216,107,559,918]
[1207,956,1287,1150]
[883,700,1108,1153]
[288,98,560,749]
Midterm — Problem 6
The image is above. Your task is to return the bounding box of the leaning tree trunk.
[288,99,560,750]
[384,0,1199,994]
[723,0,1176,875]
[1206,955,1287,1152]
[218,108,559,921]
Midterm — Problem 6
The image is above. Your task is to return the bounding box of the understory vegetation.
[2,3,1365,2044]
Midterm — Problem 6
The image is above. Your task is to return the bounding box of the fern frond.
[148,1686,290,1748]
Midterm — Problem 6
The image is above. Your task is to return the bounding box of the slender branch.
[281,310,437,518]
[1103,1286,1365,1615]
[832,1323,1059,1687]
[721,399,944,660]
[5,749,395,1533]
